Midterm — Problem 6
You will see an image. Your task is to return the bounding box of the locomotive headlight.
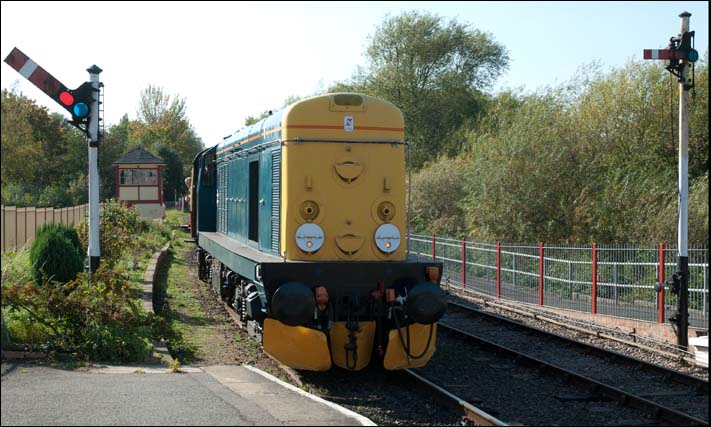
[295,223,325,253]
[375,223,400,253]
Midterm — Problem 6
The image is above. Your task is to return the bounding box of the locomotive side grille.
[218,163,227,233]
[271,149,281,253]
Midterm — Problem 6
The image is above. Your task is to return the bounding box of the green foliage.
[76,200,140,268]
[157,145,184,202]
[1,269,161,362]
[38,223,83,255]
[101,87,204,201]
[451,59,708,244]
[410,156,469,236]
[1,89,88,208]
[29,224,84,285]
[2,308,53,351]
[332,11,509,169]
[133,85,204,177]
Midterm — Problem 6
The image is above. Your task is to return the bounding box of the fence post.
[512,253,517,287]
[592,243,597,315]
[431,233,436,261]
[658,242,665,324]
[496,241,501,299]
[1,205,4,253]
[539,241,544,306]
[461,237,466,289]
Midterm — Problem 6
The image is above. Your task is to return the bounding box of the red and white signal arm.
[643,49,690,61]
[4,47,69,98]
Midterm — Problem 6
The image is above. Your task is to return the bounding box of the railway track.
[448,289,706,371]
[220,301,475,425]
[428,301,709,425]
[215,283,707,425]
[402,368,507,426]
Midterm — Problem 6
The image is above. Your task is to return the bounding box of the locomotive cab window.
[202,152,215,187]
[248,160,259,242]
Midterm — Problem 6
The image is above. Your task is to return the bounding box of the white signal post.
[3,48,103,274]
[645,12,696,349]
[676,12,690,350]
[87,65,103,273]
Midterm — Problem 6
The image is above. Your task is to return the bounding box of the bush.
[2,269,162,362]
[410,156,469,236]
[29,224,84,285]
[37,223,84,255]
[76,199,140,268]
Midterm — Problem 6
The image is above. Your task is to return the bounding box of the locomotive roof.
[214,93,402,157]
[216,108,286,155]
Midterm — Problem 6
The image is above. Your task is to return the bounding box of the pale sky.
[1,1,708,148]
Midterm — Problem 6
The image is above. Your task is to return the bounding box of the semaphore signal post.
[4,48,103,273]
[645,12,699,349]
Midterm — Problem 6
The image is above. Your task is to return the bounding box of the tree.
[133,85,203,177]
[332,11,509,168]
[1,89,89,207]
[99,115,131,200]
[410,156,469,236]
[157,145,184,202]
[457,58,708,244]
[98,87,202,202]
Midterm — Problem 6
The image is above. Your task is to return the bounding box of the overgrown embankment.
[153,223,289,381]
[1,203,178,363]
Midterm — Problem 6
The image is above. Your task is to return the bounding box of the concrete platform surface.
[1,362,373,426]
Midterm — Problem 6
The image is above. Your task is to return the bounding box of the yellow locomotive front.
[260,94,446,371]
[280,93,407,261]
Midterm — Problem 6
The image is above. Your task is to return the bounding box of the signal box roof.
[113,146,164,165]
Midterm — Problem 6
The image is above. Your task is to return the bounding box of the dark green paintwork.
[218,144,280,255]
[196,146,217,233]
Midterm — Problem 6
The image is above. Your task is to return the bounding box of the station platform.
[1,362,374,426]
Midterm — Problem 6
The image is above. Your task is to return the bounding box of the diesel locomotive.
[189,93,447,371]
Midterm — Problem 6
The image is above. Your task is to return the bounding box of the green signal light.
[687,49,699,63]
[73,102,89,118]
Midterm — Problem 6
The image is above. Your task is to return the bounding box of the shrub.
[29,224,84,285]
[76,199,140,268]
[410,156,470,236]
[37,223,84,255]
[2,269,161,362]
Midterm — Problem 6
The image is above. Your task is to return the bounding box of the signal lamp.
[55,81,94,122]
[686,49,699,62]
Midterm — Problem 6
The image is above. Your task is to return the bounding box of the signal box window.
[120,169,157,185]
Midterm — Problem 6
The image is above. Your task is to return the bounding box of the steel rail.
[401,369,508,426]
[437,319,708,427]
[447,300,709,391]
[448,291,704,367]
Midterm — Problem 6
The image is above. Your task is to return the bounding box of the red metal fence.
[410,234,708,329]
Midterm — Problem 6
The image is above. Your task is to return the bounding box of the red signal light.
[59,91,74,106]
